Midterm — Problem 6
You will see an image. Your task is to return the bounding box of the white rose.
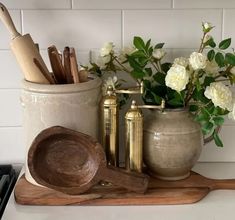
[173,57,189,68]
[204,82,233,111]
[203,22,212,32]
[203,34,212,43]
[189,52,207,70]
[97,55,111,69]
[100,42,114,57]
[205,60,219,76]
[165,64,189,92]
[152,49,166,60]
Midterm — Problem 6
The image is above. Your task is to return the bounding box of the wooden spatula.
[48,45,66,84]
[70,47,80,83]
[63,47,73,83]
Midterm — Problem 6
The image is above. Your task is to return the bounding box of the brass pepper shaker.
[100,85,119,167]
[125,100,143,173]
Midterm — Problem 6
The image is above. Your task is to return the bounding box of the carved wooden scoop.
[28,126,149,195]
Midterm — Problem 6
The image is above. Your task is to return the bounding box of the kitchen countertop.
[3,162,235,220]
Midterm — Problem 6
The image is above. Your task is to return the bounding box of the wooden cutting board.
[14,172,235,206]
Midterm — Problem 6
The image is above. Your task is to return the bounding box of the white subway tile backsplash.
[0,127,24,163]
[224,9,235,47]
[0,0,71,9]
[0,89,22,127]
[174,0,235,9]
[22,10,122,50]
[123,10,222,49]
[73,0,171,9]
[0,1,235,163]
[0,51,22,88]
[0,10,21,49]
[199,125,235,162]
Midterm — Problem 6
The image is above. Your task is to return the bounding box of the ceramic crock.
[21,76,102,185]
[143,108,203,181]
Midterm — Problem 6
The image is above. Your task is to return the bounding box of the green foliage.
[207,49,215,61]
[89,25,235,148]
[219,38,231,50]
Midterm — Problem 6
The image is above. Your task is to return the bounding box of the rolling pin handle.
[0,3,21,39]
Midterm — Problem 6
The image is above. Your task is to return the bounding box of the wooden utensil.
[63,47,73,83]
[16,171,235,206]
[28,126,149,195]
[48,45,66,84]
[149,171,235,190]
[15,174,208,205]
[33,58,56,84]
[70,48,80,83]
[0,3,50,84]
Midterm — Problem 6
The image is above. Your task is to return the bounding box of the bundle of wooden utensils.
[0,2,88,85]
[35,45,88,84]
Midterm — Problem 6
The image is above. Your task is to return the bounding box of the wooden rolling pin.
[0,3,50,84]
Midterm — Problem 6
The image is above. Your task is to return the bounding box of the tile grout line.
[71,0,74,9]
[121,10,124,48]
[20,9,23,34]
[221,8,225,40]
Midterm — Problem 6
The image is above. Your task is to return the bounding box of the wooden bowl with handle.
[28,126,149,195]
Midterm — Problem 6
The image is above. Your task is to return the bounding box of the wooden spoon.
[28,126,149,195]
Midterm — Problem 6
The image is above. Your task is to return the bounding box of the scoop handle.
[99,165,149,194]
[0,3,20,39]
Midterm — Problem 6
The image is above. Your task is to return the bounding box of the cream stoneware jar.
[143,108,203,181]
[21,76,102,185]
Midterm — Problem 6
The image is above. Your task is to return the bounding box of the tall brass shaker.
[100,86,119,167]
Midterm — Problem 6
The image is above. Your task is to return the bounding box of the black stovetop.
[0,165,17,219]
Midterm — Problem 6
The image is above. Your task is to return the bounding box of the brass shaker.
[125,100,143,172]
[125,99,166,173]
[100,86,119,167]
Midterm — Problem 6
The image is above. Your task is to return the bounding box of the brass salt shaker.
[125,99,166,173]
[100,85,119,167]
[125,100,143,173]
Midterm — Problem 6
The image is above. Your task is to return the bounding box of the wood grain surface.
[15,171,235,206]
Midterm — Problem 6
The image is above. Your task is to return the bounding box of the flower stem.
[198,32,207,53]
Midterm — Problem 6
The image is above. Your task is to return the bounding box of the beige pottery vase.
[143,108,203,180]
[21,76,102,185]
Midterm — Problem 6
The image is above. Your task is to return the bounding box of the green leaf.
[146,39,151,50]
[145,67,152,76]
[189,105,199,112]
[213,116,224,126]
[207,49,215,61]
[151,92,162,104]
[202,121,214,135]
[168,98,183,106]
[154,43,164,49]
[195,113,210,123]
[130,50,146,58]
[161,62,172,73]
[207,38,216,48]
[153,72,166,85]
[203,76,215,86]
[215,52,225,67]
[127,56,143,72]
[131,70,145,79]
[213,131,223,147]
[225,53,235,65]
[219,38,231,50]
[133,36,145,51]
